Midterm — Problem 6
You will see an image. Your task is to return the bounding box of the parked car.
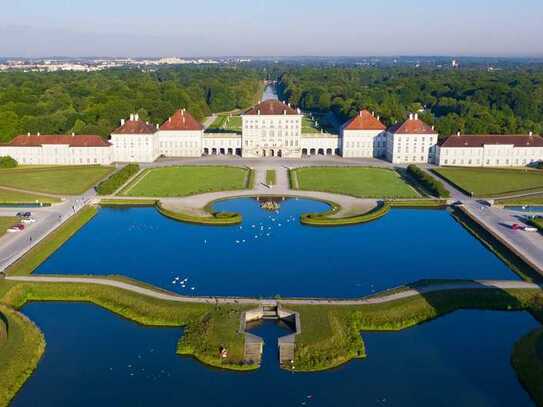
[7,224,24,233]
[20,217,36,224]
[16,211,32,218]
[524,227,538,232]
[511,223,523,230]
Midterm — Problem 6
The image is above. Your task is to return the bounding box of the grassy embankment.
[291,167,420,199]
[0,165,114,195]
[155,201,242,225]
[122,166,250,197]
[0,217,19,239]
[530,217,543,232]
[406,165,450,198]
[0,188,60,205]
[266,169,276,186]
[0,304,45,407]
[301,201,391,226]
[289,287,543,372]
[495,194,543,206]
[433,167,543,197]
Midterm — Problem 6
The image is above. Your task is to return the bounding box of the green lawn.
[266,169,276,185]
[0,166,114,195]
[496,194,543,206]
[292,167,419,198]
[123,166,250,197]
[302,116,320,133]
[0,188,60,204]
[206,115,242,133]
[434,168,543,197]
[0,217,18,238]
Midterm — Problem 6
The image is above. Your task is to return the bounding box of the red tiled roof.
[112,118,157,134]
[439,134,543,148]
[7,134,110,147]
[159,109,203,131]
[244,100,299,116]
[343,110,386,131]
[388,114,436,135]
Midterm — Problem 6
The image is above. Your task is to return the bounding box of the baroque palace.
[1,99,543,167]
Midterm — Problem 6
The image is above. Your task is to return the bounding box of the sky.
[1,0,542,58]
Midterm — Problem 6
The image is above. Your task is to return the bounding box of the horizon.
[2,0,542,58]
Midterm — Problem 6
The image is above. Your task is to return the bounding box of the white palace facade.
[1,99,542,168]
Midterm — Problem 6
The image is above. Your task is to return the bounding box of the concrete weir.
[239,301,301,367]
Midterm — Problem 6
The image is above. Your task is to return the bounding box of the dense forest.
[1,64,542,142]
[0,66,263,142]
[278,67,543,136]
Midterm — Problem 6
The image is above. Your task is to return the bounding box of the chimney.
[457,131,461,136]
[257,109,260,115]
[129,114,134,121]
[72,132,75,137]
[432,125,435,131]
[377,115,380,121]
[120,118,125,126]
[156,123,159,129]
[414,113,419,120]
[371,111,375,117]
[37,132,40,136]
[529,131,533,137]
[134,113,139,121]
[283,109,286,115]
[409,113,413,120]
[27,132,30,136]
[297,108,301,114]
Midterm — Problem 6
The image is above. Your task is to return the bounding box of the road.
[5,275,540,305]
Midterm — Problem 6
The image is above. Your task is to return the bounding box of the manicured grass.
[301,201,391,226]
[302,116,320,133]
[0,166,114,195]
[496,194,543,206]
[156,202,242,225]
[434,167,543,197]
[266,169,276,186]
[96,164,139,195]
[0,304,45,407]
[1,281,255,371]
[0,217,18,238]
[123,166,250,197]
[292,167,419,198]
[206,115,242,133]
[0,188,60,204]
[289,287,543,371]
[530,217,543,231]
[6,205,98,276]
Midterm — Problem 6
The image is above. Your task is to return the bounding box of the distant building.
[2,102,542,168]
[241,100,302,158]
[436,133,543,167]
[0,134,112,165]
[110,114,160,163]
[340,110,386,158]
[158,109,203,157]
[385,113,439,164]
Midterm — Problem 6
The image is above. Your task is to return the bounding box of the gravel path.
[6,276,540,306]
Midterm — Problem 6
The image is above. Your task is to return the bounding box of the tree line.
[277,67,543,136]
[0,66,264,142]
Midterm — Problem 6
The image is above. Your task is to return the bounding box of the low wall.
[277,306,301,366]
[239,307,264,365]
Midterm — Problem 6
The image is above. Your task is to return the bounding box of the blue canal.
[12,302,538,406]
[35,198,520,298]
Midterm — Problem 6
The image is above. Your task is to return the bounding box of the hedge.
[407,165,450,198]
[96,164,139,195]
[301,202,391,226]
[0,156,17,168]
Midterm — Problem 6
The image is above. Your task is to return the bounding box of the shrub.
[96,164,139,195]
[407,165,450,198]
[0,156,17,168]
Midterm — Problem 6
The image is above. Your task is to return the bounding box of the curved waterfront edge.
[0,304,45,407]
[512,326,543,406]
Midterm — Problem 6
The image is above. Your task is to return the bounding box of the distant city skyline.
[1,0,542,58]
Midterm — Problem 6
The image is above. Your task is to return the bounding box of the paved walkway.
[5,276,540,305]
[461,202,543,274]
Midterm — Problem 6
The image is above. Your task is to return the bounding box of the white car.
[21,218,36,224]
[523,227,538,232]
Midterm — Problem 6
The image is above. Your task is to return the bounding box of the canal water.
[34,198,521,298]
[12,302,538,406]
[262,83,278,101]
